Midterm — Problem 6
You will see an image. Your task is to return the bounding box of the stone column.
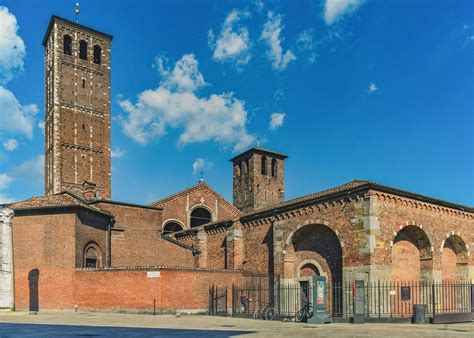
[0,207,14,310]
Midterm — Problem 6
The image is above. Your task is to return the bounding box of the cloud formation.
[0,173,14,190]
[111,147,125,158]
[208,10,251,66]
[119,54,254,152]
[10,154,44,184]
[367,82,379,94]
[269,112,285,131]
[0,86,38,139]
[0,6,25,84]
[324,0,366,25]
[261,12,296,71]
[3,138,18,151]
[192,158,213,175]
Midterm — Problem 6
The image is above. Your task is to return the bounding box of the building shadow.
[28,268,40,312]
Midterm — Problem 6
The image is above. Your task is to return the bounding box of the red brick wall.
[15,266,243,312]
[12,213,78,310]
[95,202,196,267]
[154,183,240,231]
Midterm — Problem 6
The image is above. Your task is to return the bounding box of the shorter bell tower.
[230,147,287,213]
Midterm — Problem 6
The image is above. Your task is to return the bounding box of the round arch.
[441,234,469,281]
[189,204,214,228]
[390,225,433,281]
[162,219,185,236]
[83,241,102,268]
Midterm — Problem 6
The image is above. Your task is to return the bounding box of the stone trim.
[373,191,472,219]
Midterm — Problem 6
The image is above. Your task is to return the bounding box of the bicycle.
[295,301,313,322]
[252,302,276,320]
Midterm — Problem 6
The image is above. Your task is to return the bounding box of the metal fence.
[208,285,228,316]
[223,279,473,322]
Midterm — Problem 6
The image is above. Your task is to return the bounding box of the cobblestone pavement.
[0,312,472,337]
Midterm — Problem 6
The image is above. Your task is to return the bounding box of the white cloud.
[297,29,315,51]
[0,6,26,84]
[261,12,296,71]
[296,29,319,64]
[154,54,206,93]
[111,147,125,158]
[269,112,285,131]
[37,120,45,133]
[192,158,213,175]
[3,138,18,151]
[0,193,15,204]
[11,154,44,184]
[324,0,366,25]
[119,54,254,152]
[0,86,38,139]
[367,82,379,94]
[209,10,251,66]
[0,173,14,190]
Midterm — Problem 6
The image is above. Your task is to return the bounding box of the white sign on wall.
[147,271,161,278]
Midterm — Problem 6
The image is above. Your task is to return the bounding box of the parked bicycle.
[253,302,276,320]
[295,301,313,322]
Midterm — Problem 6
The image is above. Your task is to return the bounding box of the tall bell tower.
[43,16,112,199]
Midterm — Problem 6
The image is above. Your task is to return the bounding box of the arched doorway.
[285,224,343,316]
[391,225,432,281]
[83,242,102,268]
[190,207,212,227]
[442,235,469,281]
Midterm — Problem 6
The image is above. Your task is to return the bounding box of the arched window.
[271,158,277,177]
[261,156,267,175]
[162,221,184,236]
[190,207,212,228]
[93,45,101,64]
[79,40,87,60]
[83,243,102,268]
[242,161,247,175]
[63,35,72,55]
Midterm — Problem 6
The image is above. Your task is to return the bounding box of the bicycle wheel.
[253,308,262,320]
[264,307,276,320]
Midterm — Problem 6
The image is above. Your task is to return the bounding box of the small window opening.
[162,222,184,236]
[79,40,87,60]
[271,158,277,178]
[82,124,85,130]
[82,79,85,88]
[63,35,72,55]
[84,244,101,268]
[261,156,267,175]
[93,45,101,64]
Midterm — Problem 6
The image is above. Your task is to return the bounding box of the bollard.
[352,280,365,324]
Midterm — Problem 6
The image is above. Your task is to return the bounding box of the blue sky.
[0,0,473,206]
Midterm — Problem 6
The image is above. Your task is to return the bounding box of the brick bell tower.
[43,16,112,199]
[230,147,287,213]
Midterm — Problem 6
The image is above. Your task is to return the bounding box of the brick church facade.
[0,16,472,314]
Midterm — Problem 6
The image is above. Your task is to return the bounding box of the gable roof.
[8,191,112,217]
[149,181,241,214]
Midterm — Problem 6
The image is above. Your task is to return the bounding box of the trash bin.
[413,304,427,324]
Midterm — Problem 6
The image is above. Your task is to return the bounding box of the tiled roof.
[8,191,111,216]
[242,180,473,218]
[229,147,288,162]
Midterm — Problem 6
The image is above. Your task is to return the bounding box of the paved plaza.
[0,312,472,337]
